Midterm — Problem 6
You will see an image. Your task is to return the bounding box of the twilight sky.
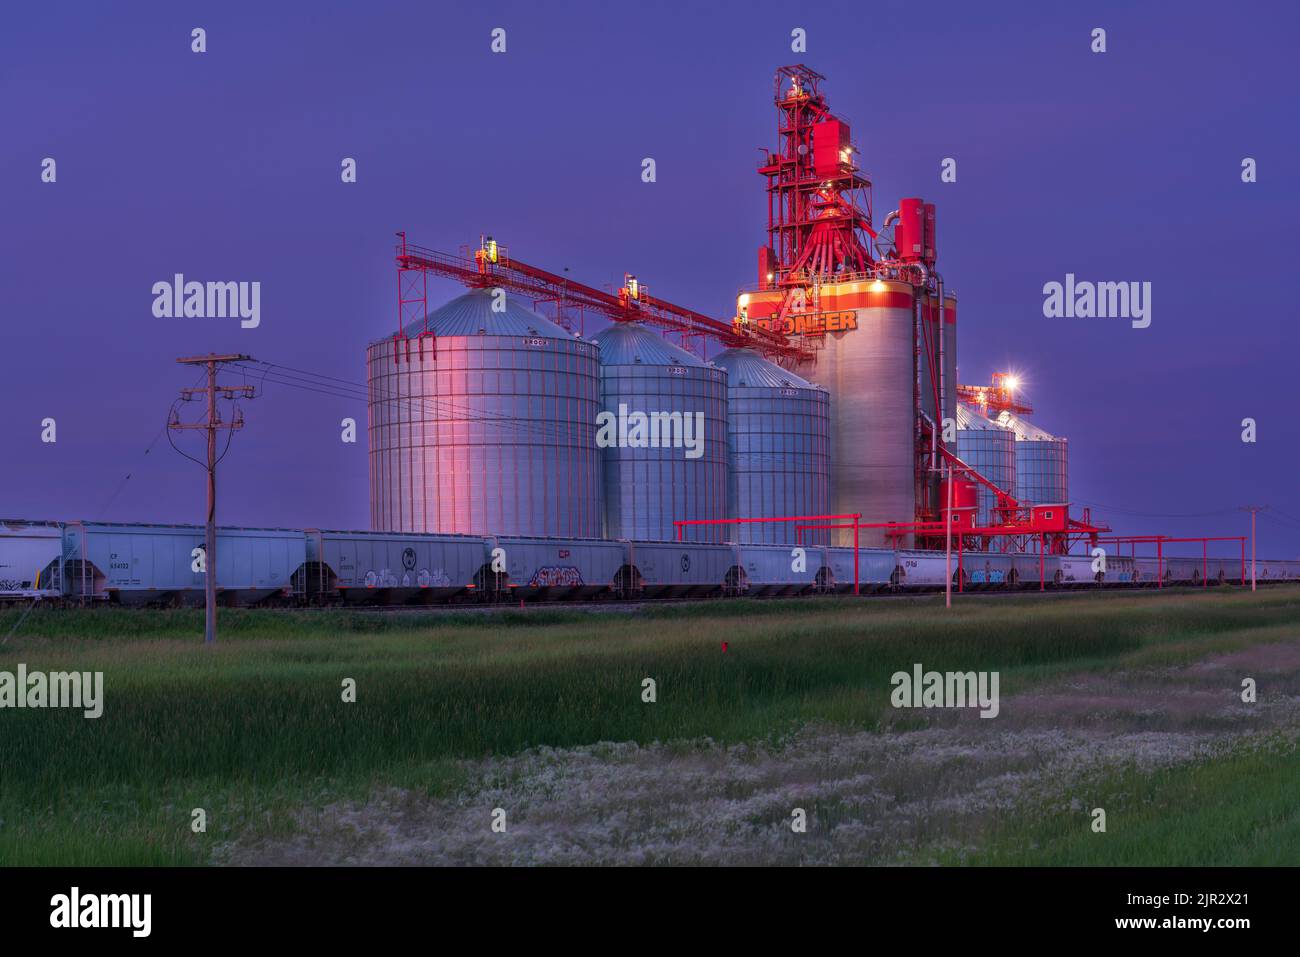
[2,0,1298,557]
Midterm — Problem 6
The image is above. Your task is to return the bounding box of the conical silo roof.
[590,322,707,367]
[957,405,1009,431]
[996,410,1059,441]
[712,348,818,389]
[399,289,573,339]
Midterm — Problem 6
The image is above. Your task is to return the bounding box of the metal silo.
[591,323,728,542]
[712,348,829,544]
[956,405,1015,526]
[797,278,915,547]
[919,291,958,428]
[367,289,601,538]
[996,411,1068,508]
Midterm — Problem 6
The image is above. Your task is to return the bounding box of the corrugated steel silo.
[996,411,1069,508]
[367,289,601,537]
[797,279,915,547]
[712,348,829,544]
[591,323,728,542]
[919,291,957,428]
[956,405,1016,525]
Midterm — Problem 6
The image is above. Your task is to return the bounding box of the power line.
[1069,499,1241,520]
[247,365,837,469]
[235,357,843,470]
[166,399,209,470]
[236,360,584,444]
[96,369,208,517]
[238,358,736,455]
[1263,506,1300,528]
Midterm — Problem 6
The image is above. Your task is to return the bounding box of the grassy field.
[1,588,1297,865]
[960,736,1300,866]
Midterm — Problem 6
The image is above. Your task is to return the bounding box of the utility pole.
[1240,506,1267,592]
[171,354,255,643]
[1237,509,1268,590]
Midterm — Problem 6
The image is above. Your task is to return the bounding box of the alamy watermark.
[890,663,999,718]
[0,664,103,718]
[152,274,261,328]
[595,404,704,459]
[1042,273,1150,329]
[50,887,150,937]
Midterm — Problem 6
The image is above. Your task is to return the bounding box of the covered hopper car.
[2,520,1296,606]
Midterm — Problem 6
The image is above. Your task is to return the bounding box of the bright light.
[1005,376,1021,393]
[870,279,886,292]
[738,293,751,308]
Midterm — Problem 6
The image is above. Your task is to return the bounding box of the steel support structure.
[392,234,812,363]
[1093,535,1248,588]
[760,65,875,294]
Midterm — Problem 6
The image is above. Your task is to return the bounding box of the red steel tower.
[758,65,876,306]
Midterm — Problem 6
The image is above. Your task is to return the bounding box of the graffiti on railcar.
[364,567,453,588]
[529,565,583,588]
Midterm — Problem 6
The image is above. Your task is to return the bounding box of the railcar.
[0,520,64,602]
[60,522,303,606]
[2,520,1296,607]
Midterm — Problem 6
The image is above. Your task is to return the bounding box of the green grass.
[952,736,1300,866]
[1,587,1298,865]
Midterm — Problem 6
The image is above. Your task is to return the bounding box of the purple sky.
[3,0,1297,557]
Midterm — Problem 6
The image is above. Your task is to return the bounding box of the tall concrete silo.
[793,278,916,547]
[712,347,829,544]
[591,323,728,542]
[367,289,601,537]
